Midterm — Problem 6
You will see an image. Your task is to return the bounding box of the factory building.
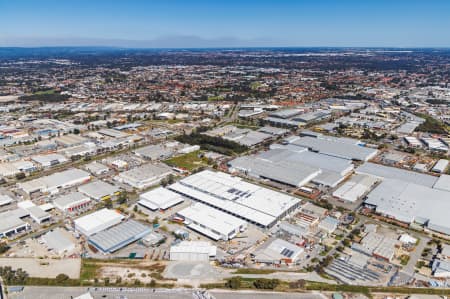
[74,208,124,236]
[177,202,247,241]
[168,170,301,229]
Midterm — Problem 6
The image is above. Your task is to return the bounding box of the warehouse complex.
[285,135,378,161]
[169,170,301,228]
[229,145,354,188]
[358,163,450,235]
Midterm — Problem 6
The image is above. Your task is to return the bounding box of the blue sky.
[1,0,450,47]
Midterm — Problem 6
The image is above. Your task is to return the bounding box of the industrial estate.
[0,46,450,299]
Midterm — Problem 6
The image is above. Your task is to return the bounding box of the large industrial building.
[74,208,124,236]
[358,163,450,235]
[285,135,378,161]
[168,170,301,228]
[229,145,354,188]
[116,163,172,189]
[18,168,91,195]
[88,220,151,253]
[177,202,247,241]
[138,187,185,211]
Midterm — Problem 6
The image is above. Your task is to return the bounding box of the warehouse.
[31,154,68,168]
[0,216,29,238]
[364,179,450,235]
[74,208,124,236]
[433,174,450,192]
[232,146,354,188]
[27,206,51,224]
[0,162,22,177]
[18,168,91,195]
[97,128,129,138]
[78,180,121,201]
[356,162,438,188]
[85,161,109,175]
[0,194,14,206]
[168,170,301,228]
[332,174,379,202]
[116,163,172,189]
[432,159,449,173]
[286,136,378,161]
[351,232,398,262]
[228,155,321,188]
[133,144,175,160]
[60,143,97,158]
[432,259,450,278]
[54,134,88,147]
[88,220,151,253]
[254,238,304,265]
[169,241,217,261]
[138,187,184,211]
[177,203,247,241]
[292,110,332,124]
[53,192,91,213]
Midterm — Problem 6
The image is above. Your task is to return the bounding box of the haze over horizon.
[1,0,450,48]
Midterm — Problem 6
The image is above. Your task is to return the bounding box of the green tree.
[225,276,241,289]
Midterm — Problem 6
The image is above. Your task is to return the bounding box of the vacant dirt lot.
[0,257,81,279]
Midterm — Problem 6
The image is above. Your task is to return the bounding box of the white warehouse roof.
[365,179,450,235]
[74,208,124,236]
[168,170,301,228]
[138,187,184,211]
[287,136,378,161]
[177,202,246,241]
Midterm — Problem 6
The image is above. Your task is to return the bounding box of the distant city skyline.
[1,0,450,48]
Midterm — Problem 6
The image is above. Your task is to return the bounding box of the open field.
[164,150,209,171]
